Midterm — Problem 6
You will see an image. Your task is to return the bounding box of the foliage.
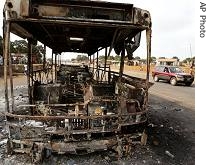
[134,56,141,60]
[98,55,105,61]
[10,40,28,53]
[107,55,115,60]
[172,56,180,61]
[101,55,121,61]
[150,56,156,63]
[182,56,195,64]
[76,55,89,61]
[0,37,45,64]
[32,45,45,63]
[114,55,121,61]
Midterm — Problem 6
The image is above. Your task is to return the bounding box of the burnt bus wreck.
[3,0,152,162]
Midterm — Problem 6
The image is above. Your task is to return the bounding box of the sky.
[0,0,195,60]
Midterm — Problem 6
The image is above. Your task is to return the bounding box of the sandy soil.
[0,75,195,165]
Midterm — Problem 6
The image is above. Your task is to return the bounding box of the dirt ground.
[0,75,195,165]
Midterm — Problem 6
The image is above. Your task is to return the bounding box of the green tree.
[134,56,141,60]
[158,57,165,59]
[150,56,156,63]
[114,55,121,61]
[32,45,45,63]
[76,55,89,61]
[10,40,28,53]
[108,55,115,60]
[182,57,192,63]
[10,40,45,63]
[0,37,45,64]
[172,56,180,61]
[98,55,105,61]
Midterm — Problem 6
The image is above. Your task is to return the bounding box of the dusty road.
[150,83,194,110]
[0,73,195,165]
[122,70,195,110]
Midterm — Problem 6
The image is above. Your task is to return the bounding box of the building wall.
[157,60,179,66]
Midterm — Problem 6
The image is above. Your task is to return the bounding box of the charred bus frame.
[3,0,152,162]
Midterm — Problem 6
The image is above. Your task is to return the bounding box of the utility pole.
[189,44,192,59]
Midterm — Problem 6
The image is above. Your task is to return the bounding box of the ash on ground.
[0,86,195,165]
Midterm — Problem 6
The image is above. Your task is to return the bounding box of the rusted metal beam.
[3,21,10,112]
[55,53,57,83]
[146,29,152,83]
[108,63,111,83]
[17,103,85,107]
[93,53,95,75]
[43,45,46,69]
[11,138,118,155]
[119,44,125,78]
[108,28,118,57]
[57,53,60,67]
[40,23,54,42]
[51,50,54,82]
[101,47,108,81]
[96,51,99,81]
[8,41,14,112]
[89,55,91,68]
[145,28,152,106]
[27,39,33,105]
[5,110,148,121]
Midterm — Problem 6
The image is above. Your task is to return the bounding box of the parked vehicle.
[152,65,194,86]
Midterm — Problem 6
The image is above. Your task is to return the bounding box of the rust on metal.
[3,21,10,112]
[3,0,152,162]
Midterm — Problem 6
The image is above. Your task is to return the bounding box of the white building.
[156,58,179,66]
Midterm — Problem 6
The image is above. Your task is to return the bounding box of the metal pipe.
[108,28,118,57]
[57,54,59,67]
[145,28,152,106]
[108,64,111,83]
[58,54,60,66]
[27,39,32,105]
[102,47,108,81]
[3,21,10,112]
[43,45,46,69]
[51,50,54,82]
[8,40,14,112]
[93,53,95,74]
[96,51,99,81]
[119,44,125,78]
[31,44,34,104]
[89,55,91,68]
[118,44,125,120]
[5,110,148,120]
[17,103,85,107]
[55,53,57,83]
